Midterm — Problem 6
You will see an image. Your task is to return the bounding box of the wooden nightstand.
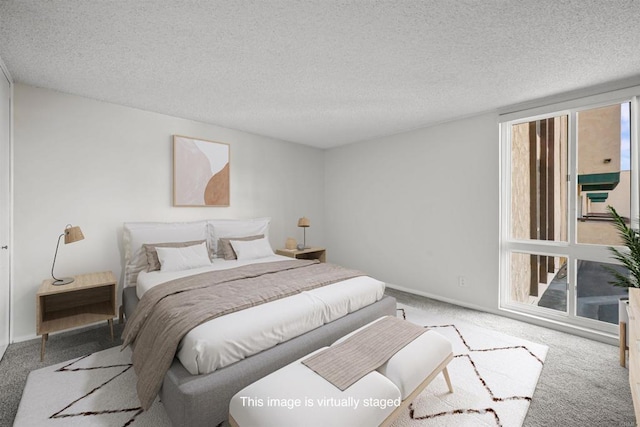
[276,247,326,263]
[36,271,117,361]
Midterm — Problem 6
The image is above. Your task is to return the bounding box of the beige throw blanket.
[121,259,364,410]
[302,316,426,390]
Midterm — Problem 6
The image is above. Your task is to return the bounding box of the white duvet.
[136,255,385,375]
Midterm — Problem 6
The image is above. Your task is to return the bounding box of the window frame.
[499,87,640,336]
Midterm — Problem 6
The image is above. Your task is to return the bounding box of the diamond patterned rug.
[13,346,170,427]
[14,303,547,427]
[392,304,548,427]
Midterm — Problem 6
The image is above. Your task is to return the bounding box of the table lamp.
[51,224,84,285]
[297,217,310,249]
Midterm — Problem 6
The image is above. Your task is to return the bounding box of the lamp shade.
[64,225,84,244]
[297,217,310,228]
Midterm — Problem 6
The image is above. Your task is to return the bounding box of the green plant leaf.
[605,205,640,288]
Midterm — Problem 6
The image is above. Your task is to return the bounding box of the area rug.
[393,304,548,427]
[13,346,170,427]
[14,304,547,427]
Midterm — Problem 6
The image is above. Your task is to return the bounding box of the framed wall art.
[173,135,230,206]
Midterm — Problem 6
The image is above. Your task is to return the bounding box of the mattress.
[136,255,385,375]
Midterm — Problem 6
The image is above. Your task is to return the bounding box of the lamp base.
[52,277,74,286]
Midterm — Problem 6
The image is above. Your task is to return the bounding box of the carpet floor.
[0,289,636,427]
[11,304,547,427]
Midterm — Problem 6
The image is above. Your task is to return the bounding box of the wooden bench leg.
[380,353,454,427]
[119,305,124,325]
[442,366,453,393]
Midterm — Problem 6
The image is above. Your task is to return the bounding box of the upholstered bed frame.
[122,287,396,427]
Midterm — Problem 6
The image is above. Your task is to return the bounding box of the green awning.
[578,172,620,191]
[586,192,609,203]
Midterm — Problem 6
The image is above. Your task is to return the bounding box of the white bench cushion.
[229,347,401,427]
[333,316,453,399]
[377,330,452,399]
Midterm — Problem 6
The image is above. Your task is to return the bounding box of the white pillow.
[207,217,271,257]
[122,220,208,287]
[230,237,274,261]
[156,242,212,272]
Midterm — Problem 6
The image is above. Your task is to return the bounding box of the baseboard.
[385,283,503,315]
[11,317,118,344]
[11,334,33,344]
[385,283,619,346]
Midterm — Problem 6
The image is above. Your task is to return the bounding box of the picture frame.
[173,135,230,207]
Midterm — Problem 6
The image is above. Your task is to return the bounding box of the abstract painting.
[173,135,230,206]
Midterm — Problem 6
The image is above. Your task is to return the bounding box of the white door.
[0,66,10,360]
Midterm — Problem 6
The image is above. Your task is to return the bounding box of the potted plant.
[605,205,640,366]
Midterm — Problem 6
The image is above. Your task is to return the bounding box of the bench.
[229,316,454,427]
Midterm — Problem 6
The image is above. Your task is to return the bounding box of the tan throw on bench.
[302,316,426,390]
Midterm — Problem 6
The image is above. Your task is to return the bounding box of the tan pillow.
[218,234,264,260]
[143,240,207,272]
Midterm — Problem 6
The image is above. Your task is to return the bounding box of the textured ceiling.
[1,1,640,148]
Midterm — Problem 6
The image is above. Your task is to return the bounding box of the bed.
[120,218,397,427]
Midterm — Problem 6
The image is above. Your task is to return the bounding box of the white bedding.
[136,255,385,375]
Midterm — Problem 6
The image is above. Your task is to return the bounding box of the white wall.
[325,113,500,311]
[12,84,325,341]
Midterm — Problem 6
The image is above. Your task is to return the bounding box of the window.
[501,91,638,335]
